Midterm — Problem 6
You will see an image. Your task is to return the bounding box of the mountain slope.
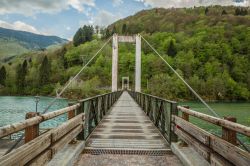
[107,6,250,34]
[0,27,68,60]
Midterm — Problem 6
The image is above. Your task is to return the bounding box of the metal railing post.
[77,101,85,140]
[170,102,178,142]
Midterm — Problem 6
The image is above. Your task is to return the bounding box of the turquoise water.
[0,96,68,128]
[180,102,250,145]
[0,96,249,144]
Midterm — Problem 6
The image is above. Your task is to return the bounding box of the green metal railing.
[128,91,178,143]
[77,91,123,139]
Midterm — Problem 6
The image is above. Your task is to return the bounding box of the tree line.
[0,56,51,94]
[0,6,249,101]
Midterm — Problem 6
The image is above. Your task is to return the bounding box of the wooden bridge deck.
[84,91,170,153]
[75,91,182,165]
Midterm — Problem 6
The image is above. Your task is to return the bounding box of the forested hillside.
[0,27,68,61]
[0,6,249,101]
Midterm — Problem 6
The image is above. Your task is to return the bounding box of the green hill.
[0,27,68,61]
[107,6,250,34]
[0,6,249,101]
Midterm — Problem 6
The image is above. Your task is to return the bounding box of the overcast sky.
[0,0,249,39]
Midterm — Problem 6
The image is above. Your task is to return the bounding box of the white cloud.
[66,26,71,30]
[0,20,42,34]
[0,0,95,16]
[112,0,124,6]
[135,0,249,8]
[80,10,122,26]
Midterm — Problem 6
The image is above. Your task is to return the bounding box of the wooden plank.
[0,104,80,138]
[51,113,84,142]
[25,112,40,143]
[210,135,250,166]
[50,124,83,156]
[210,153,234,166]
[177,106,250,137]
[0,132,51,165]
[222,117,237,145]
[174,127,211,161]
[28,149,52,166]
[0,116,43,138]
[173,115,210,145]
[84,91,170,152]
[42,104,80,121]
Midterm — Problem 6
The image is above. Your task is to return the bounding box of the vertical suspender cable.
[140,34,249,152]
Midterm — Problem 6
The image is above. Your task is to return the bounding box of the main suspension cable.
[42,36,112,114]
[5,36,112,155]
[140,34,219,117]
[140,34,249,152]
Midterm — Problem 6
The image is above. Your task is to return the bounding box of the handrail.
[174,106,250,166]
[78,91,117,102]
[128,90,178,143]
[177,106,250,137]
[0,91,122,164]
[0,104,80,138]
[136,91,177,104]
[0,113,84,165]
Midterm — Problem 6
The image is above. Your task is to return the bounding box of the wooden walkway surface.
[83,91,170,154]
[75,91,182,165]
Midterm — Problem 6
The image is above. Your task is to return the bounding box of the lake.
[180,101,250,145]
[0,96,249,144]
[0,96,68,128]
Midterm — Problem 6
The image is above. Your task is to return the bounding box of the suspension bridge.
[0,34,249,166]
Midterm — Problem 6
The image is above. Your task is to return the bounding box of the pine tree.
[122,24,127,34]
[16,64,24,91]
[73,25,94,47]
[28,58,32,63]
[95,25,99,34]
[73,28,83,47]
[15,60,28,92]
[235,8,239,16]
[222,10,227,15]
[0,66,6,86]
[167,40,177,57]
[22,60,28,76]
[105,29,110,38]
[39,56,51,86]
[112,26,117,35]
[205,7,209,15]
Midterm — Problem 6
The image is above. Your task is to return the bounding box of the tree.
[39,56,51,86]
[205,7,209,15]
[15,60,28,92]
[235,8,240,15]
[22,60,28,76]
[28,58,32,63]
[105,29,110,38]
[122,23,127,34]
[112,26,117,35]
[0,66,6,86]
[235,8,248,16]
[222,10,227,15]
[73,25,94,46]
[95,25,99,34]
[73,28,82,46]
[167,40,177,57]
[16,64,24,91]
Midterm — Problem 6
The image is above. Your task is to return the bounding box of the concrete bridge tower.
[112,34,141,92]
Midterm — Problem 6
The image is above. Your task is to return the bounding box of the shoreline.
[0,94,250,103]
